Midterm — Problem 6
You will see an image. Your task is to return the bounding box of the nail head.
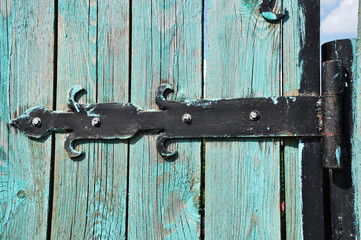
[182,113,192,124]
[92,117,101,127]
[250,111,260,121]
[32,117,42,127]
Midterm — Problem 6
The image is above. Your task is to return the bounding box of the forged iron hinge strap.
[10,61,346,165]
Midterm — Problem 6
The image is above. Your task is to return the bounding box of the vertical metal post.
[322,39,356,239]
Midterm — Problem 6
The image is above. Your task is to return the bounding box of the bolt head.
[250,111,260,121]
[92,117,101,127]
[32,117,42,127]
[182,113,192,124]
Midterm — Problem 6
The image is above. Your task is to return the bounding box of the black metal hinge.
[10,60,347,165]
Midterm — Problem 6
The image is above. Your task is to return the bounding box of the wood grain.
[128,0,202,238]
[0,1,329,238]
[50,0,129,238]
[353,11,361,237]
[283,1,322,239]
[204,0,281,238]
[283,139,303,239]
[0,1,54,238]
[282,1,306,239]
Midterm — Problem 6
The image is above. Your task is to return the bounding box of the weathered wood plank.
[353,10,361,238]
[205,140,280,238]
[128,0,202,238]
[50,0,129,238]
[283,139,303,239]
[96,1,129,236]
[282,1,304,238]
[0,1,54,238]
[204,1,281,238]
[283,0,322,239]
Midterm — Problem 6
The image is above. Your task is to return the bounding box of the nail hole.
[17,190,27,199]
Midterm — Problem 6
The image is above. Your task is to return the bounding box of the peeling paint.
[351,37,361,237]
[261,12,280,21]
[289,97,296,102]
[335,145,341,167]
[298,140,304,163]
[270,97,278,105]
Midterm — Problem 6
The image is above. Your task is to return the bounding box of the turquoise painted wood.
[284,139,304,239]
[283,1,309,239]
[353,10,361,238]
[2,0,354,239]
[129,0,202,238]
[0,1,54,238]
[204,1,281,238]
[50,0,129,238]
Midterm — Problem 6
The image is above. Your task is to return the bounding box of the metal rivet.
[250,111,260,121]
[32,117,42,127]
[17,190,26,199]
[92,117,101,127]
[182,113,192,124]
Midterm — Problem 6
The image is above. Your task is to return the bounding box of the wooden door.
[0,0,340,239]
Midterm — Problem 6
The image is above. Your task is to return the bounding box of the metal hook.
[156,133,178,161]
[64,134,83,158]
[155,84,174,110]
[67,85,85,112]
